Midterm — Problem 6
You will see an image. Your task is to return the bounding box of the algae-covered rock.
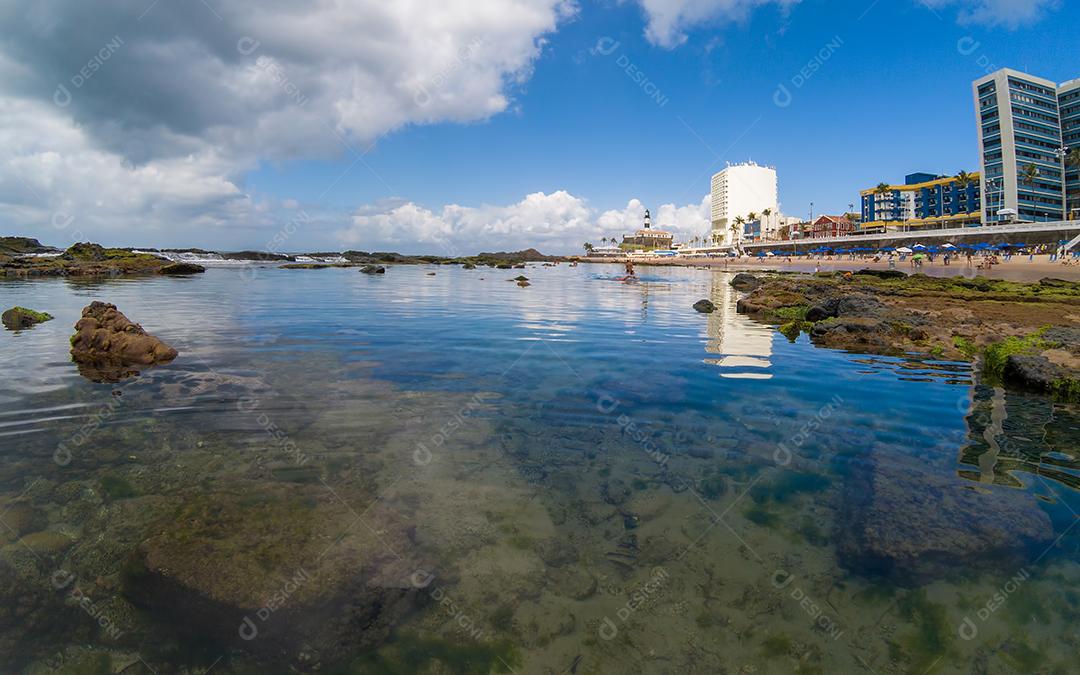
[2,306,53,330]
[157,262,206,275]
[359,265,386,274]
[69,302,178,383]
[730,273,762,292]
[693,299,716,313]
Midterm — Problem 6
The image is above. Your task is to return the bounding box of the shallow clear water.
[1,264,1078,674]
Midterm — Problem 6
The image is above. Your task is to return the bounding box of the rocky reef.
[2,242,170,277]
[0,236,59,257]
[69,302,178,382]
[733,272,1080,401]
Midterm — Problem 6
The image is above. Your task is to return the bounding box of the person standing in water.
[625,260,636,278]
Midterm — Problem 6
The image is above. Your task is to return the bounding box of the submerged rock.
[2,306,53,330]
[360,265,386,274]
[122,489,425,668]
[730,273,762,292]
[693,299,716,314]
[157,262,206,275]
[836,454,1054,584]
[69,302,178,382]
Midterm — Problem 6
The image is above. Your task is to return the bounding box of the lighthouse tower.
[643,209,652,229]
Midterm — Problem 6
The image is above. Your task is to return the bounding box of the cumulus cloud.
[632,0,799,48]
[339,193,710,254]
[0,0,575,247]
[0,0,575,163]
[920,0,1059,27]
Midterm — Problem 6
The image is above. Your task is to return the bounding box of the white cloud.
[338,192,710,255]
[0,97,262,249]
[632,0,799,48]
[0,0,577,248]
[921,0,1059,27]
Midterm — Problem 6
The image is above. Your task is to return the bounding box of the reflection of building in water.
[703,273,773,379]
[958,384,1080,492]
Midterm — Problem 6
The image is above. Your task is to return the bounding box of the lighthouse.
[643,209,651,230]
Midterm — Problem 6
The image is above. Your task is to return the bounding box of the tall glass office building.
[1060,78,1080,219]
[974,69,1066,223]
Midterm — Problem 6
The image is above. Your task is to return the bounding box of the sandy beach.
[628,253,1080,282]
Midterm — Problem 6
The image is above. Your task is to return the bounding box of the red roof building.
[808,215,855,239]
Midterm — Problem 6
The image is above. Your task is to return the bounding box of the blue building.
[860,172,981,230]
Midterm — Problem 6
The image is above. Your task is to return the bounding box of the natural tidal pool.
[1,264,1078,674]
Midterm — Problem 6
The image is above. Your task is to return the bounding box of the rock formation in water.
[729,273,762,292]
[692,299,715,313]
[735,273,1080,401]
[69,302,178,382]
[836,453,1054,584]
[359,265,386,274]
[157,262,206,275]
[2,306,53,330]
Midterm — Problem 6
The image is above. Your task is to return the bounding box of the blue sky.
[1,0,1076,253]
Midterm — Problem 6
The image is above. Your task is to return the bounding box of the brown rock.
[69,302,178,382]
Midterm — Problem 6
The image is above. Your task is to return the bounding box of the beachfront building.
[710,162,778,247]
[1061,78,1080,219]
[859,172,982,231]
[974,68,1067,223]
[807,215,856,239]
[621,209,674,250]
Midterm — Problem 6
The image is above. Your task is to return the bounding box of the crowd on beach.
[735,242,1080,272]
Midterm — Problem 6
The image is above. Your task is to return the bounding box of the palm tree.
[955,170,974,189]
[1020,163,1039,187]
[583,242,594,253]
[1068,148,1080,172]
[732,217,745,246]
[873,182,893,229]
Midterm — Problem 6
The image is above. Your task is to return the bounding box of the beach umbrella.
[942,243,957,249]
[896,247,913,254]
[912,243,927,250]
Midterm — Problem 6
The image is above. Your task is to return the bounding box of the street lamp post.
[1054,146,1069,221]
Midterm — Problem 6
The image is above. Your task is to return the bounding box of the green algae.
[953,336,979,359]
[341,635,520,675]
[744,504,780,528]
[983,328,1050,380]
[100,475,138,501]
[1000,638,1047,672]
[773,306,810,322]
[761,633,792,657]
[64,652,112,675]
[750,471,830,505]
[896,590,952,671]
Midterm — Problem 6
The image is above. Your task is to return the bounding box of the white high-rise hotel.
[710,162,779,246]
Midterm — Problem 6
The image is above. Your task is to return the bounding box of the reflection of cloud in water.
[703,273,774,379]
